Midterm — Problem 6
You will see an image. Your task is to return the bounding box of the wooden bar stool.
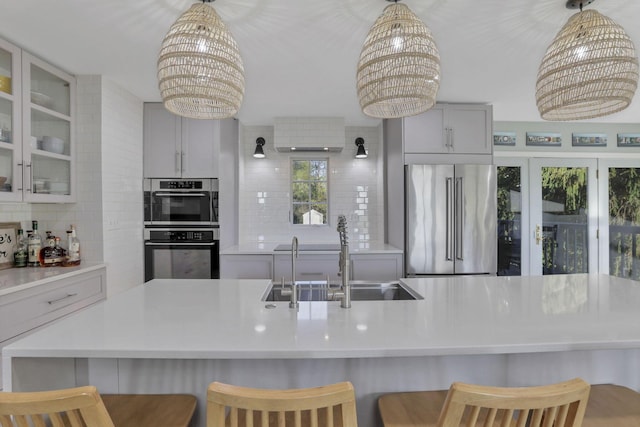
[102,394,197,427]
[378,382,640,427]
[378,378,591,427]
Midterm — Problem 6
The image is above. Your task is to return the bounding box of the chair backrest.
[437,378,591,427]
[207,381,358,427]
[0,386,115,427]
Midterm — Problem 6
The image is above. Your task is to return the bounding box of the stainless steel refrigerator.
[405,164,497,275]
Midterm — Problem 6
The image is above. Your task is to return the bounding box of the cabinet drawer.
[0,270,105,343]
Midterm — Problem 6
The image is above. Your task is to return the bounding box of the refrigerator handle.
[456,177,463,260]
[446,177,454,261]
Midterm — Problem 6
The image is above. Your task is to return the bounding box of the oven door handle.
[145,242,217,246]
[153,193,207,197]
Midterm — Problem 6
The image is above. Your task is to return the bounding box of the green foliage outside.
[291,159,328,224]
[608,168,640,279]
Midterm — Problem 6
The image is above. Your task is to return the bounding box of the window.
[291,159,328,225]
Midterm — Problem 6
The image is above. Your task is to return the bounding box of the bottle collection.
[13,221,81,268]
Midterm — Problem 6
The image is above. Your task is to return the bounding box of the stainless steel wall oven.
[144,178,218,226]
[144,227,220,282]
[144,178,220,281]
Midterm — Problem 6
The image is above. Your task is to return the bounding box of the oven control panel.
[144,228,219,242]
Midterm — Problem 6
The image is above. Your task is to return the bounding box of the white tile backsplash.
[238,123,384,246]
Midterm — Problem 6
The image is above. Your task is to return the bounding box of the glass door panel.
[529,159,598,275]
[598,160,640,280]
[30,64,70,116]
[0,146,13,192]
[497,165,522,275]
[31,154,70,195]
[30,109,70,155]
[0,45,13,95]
[495,158,530,276]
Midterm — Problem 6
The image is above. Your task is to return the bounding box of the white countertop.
[0,263,107,296]
[4,274,640,360]
[221,242,402,255]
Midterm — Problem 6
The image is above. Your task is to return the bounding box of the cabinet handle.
[449,127,454,149]
[25,163,33,193]
[47,293,78,304]
[17,162,24,191]
[181,151,186,173]
[175,152,180,173]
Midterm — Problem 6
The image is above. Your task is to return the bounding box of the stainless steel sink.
[262,281,423,302]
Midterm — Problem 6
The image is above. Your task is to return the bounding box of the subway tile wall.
[238,124,384,248]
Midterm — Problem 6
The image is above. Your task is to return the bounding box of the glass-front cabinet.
[0,37,75,203]
[0,38,22,201]
[22,53,75,202]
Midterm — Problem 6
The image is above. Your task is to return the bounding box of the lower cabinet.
[220,254,273,279]
[220,252,403,282]
[350,254,403,281]
[273,253,339,283]
[0,266,106,388]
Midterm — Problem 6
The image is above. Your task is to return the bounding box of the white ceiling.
[1,0,640,126]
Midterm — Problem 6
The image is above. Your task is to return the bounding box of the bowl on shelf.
[30,91,53,108]
[49,181,69,194]
[41,136,65,154]
[0,75,11,94]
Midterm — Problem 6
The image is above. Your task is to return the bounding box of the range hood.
[274,117,345,152]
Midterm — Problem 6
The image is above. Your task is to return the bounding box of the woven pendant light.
[535,2,639,121]
[157,1,244,119]
[356,1,440,119]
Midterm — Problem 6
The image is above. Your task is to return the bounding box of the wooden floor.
[102,394,197,427]
[378,384,640,427]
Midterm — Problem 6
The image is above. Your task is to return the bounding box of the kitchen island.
[3,274,640,427]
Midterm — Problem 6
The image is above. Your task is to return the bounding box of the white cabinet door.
[143,103,181,178]
[144,103,220,178]
[403,104,492,155]
[0,37,76,203]
[403,105,446,153]
[181,118,219,178]
[273,253,340,283]
[220,254,273,279]
[22,53,76,203]
[0,37,22,202]
[350,254,403,281]
[446,105,492,154]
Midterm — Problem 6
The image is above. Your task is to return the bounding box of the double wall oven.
[144,178,219,282]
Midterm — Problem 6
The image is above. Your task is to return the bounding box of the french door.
[529,158,598,276]
[496,158,598,276]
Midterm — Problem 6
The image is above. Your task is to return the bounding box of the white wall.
[238,124,384,249]
[99,78,144,296]
[7,76,143,297]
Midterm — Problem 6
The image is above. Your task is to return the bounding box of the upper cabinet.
[143,103,222,178]
[0,38,76,203]
[403,103,492,156]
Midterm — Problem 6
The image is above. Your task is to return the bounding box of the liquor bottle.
[64,224,81,266]
[27,221,42,266]
[39,235,66,267]
[13,229,28,268]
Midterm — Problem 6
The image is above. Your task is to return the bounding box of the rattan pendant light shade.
[158,2,244,119]
[356,2,440,119]
[536,8,639,121]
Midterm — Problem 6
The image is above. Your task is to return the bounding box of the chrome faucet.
[289,236,299,308]
[337,215,351,308]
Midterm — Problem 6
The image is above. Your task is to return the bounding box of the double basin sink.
[263,280,423,302]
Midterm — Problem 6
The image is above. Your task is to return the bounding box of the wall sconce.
[253,137,266,158]
[355,137,367,159]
